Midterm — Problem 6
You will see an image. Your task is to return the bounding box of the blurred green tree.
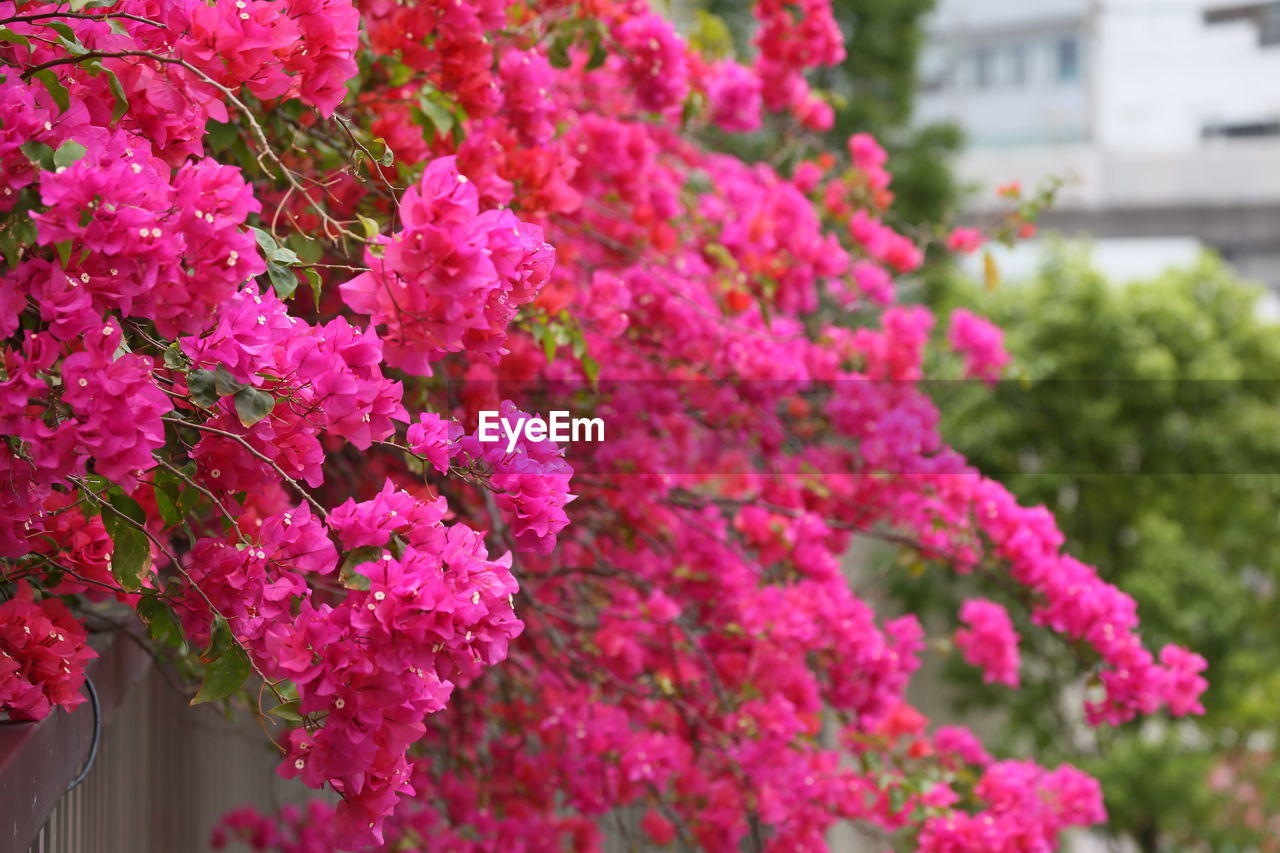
[905,252,1280,852]
[815,0,962,227]
[701,0,963,228]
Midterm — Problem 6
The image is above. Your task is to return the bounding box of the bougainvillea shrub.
[0,0,1205,850]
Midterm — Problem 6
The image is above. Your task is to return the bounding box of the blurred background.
[919,0,1280,294]
[882,1,1280,851]
[689,0,1280,850]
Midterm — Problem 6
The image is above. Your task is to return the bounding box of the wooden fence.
[1,632,304,853]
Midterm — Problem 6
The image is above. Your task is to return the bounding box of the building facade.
[916,0,1280,287]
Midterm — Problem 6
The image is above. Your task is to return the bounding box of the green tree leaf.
[339,545,383,590]
[152,467,185,527]
[101,491,151,591]
[267,261,298,298]
[304,268,323,311]
[371,136,395,167]
[137,595,184,648]
[31,69,70,111]
[163,343,188,370]
[357,215,381,241]
[212,364,246,396]
[0,27,31,49]
[20,140,55,170]
[53,140,87,170]
[233,386,275,427]
[187,369,220,407]
[267,700,304,724]
[414,92,455,139]
[192,616,252,704]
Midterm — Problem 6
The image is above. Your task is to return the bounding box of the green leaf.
[107,489,147,525]
[32,21,85,55]
[137,596,184,648]
[177,474,203,516]
[542,324,557,362]
[0,27,31,49]
[205,120,239,153]
[548,31,572,69]
[186,369,220,407]
[42,564,66,589]
[290,233,324,264]
[112,332,132,359]
[304,268,322,311]
[582,355,601,386]
[76,476,107,519]
[163,344,187,370]
[451,107,468,147]
[267,261,298,299]
[703,242,737,270]
[339,545,383,590]
[356,215,380,241]
[78,495,100,518]
[252,226,280,255]
[53,140,87,170]
[0,229,16,270]
[31,69,69,112]
[371,136,394,167]
[153,484,182,527]
[152,467,184,527]
[20,141,54,170]
[983,249,1000,291]
[102,65,129,124]
[586,38,608,71]
[252,227,300,266]
[101,491,151,591]
[213,364,246,397]
[185,365,248,407]
[233,386,275,427]
[271,244,300,265]
[688,10,734,59]
[267,700,303,724]
[192,616,252,704]
[386,59,414,87]
[414,94,454,139]
[584,23,608,71]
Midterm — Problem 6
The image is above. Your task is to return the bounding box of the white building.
[916,0,1280,287]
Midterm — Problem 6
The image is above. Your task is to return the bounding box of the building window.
[1202,119,1280,139]
[1204,2,1280,47]
[1001,43,1028,86]
[919,46,950,92]
[1263,2,1280,45]
[972,46,995,89]
[1055,35,1081,83]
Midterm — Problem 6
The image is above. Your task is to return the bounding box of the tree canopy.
[917,253,1280,851]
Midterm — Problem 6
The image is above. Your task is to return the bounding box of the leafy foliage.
[912,252,1280,851]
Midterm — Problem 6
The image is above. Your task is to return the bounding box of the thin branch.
[160,415,328,520]
[70,475,289,708]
